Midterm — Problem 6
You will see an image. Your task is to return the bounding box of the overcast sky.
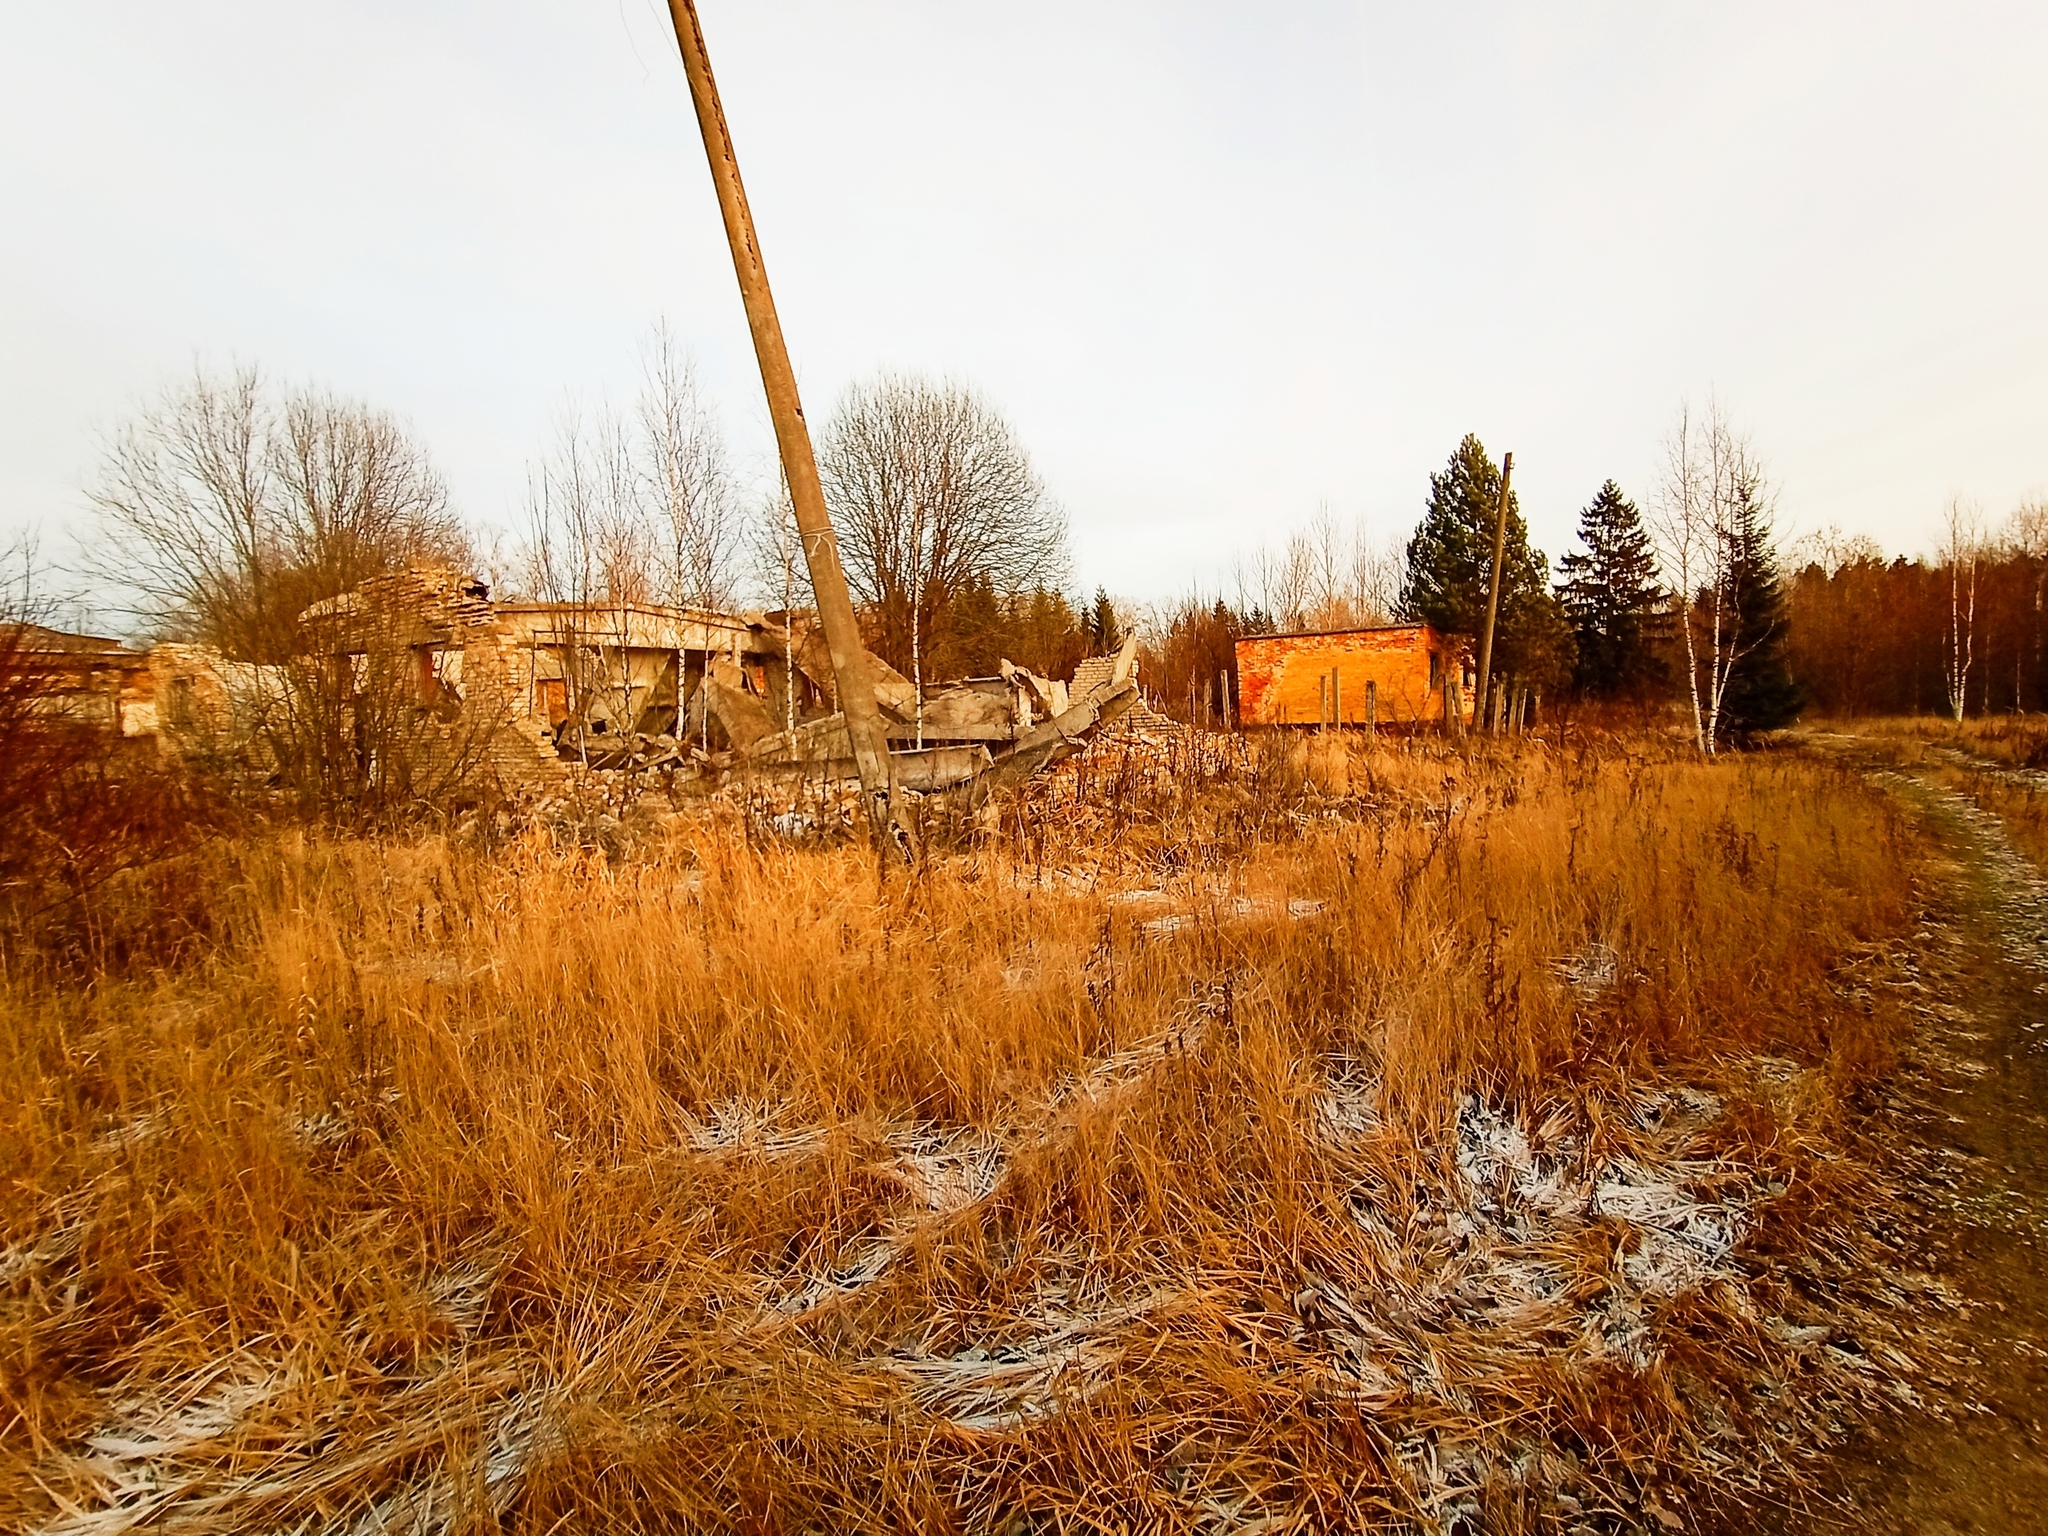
[4,1,2044,616]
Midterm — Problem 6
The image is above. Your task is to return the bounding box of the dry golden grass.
[1832,715,2048,869]
[1888,712,2048,770]
[2,731,1936,1532]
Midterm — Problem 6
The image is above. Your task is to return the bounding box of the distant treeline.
[1144,421,2043,741]
[73,346,2045,748]
[889,576,1122,689]
[1143,425,1794,748]
[1788,521,2048,717]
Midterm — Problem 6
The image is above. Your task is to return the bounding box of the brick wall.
[1234,626,1470,727]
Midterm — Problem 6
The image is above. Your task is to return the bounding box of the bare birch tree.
[1235,539,1313,632]
[519,329,737,750]
[1299,503,1349,628]
[523,325,736,615]
[1649,398,1776,755]
[1354,527,1408,626]
[2010,498,2048,716]
[1939,496,1983,722]
[521,405,651,751]
[737,483,815,747]
[637,322,736,612]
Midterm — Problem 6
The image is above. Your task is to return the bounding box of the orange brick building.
[1234,624,1473,727]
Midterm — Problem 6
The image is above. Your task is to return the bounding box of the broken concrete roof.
[3,624,137,655]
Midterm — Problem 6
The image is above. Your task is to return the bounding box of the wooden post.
[1331,667,1341,728]
[663,0,912,859]
[1365,679,1377,734]
[1473,450,1513,735]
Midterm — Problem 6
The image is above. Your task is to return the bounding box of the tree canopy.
[1557,479,1668,700]
[1399,434,1573,689]
[94,365,466,660]
[819,373,1066,680]
[1716,491,1803,737]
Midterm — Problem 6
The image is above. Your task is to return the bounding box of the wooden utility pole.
[1473,450,1514,734]
[663,0,912,857]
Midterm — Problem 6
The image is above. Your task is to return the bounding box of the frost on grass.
[1332,1088,1758,1380]
[20,947,1942,1536]
[25,1015,1933,1536]
[763,999,1222,1324]
[879,1290,1180,1433]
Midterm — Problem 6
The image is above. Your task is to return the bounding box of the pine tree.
[1400,434,1575,687]
[1557,480,1668,700]
[1716,491,1803,738]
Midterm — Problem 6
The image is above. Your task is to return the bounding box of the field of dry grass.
[1,729,1944,1532]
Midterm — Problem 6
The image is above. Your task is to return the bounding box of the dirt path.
[1767,746,2048,1532]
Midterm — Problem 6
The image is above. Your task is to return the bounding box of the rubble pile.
[38,569,1163,824]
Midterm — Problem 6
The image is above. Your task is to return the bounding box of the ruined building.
[48,567,1143,801]
[3,625,159,741]
[1234,623,1474,728]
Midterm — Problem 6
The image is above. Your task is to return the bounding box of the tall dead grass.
[1841,715,2048,869]
[2,732,1930,1532]
[1885,712,2048,771]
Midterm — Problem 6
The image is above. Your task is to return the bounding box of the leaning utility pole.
[663,0,912,857]
[1473,450,1514,734]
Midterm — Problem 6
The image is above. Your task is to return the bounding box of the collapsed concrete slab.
[63,569,1156,809]
[744,633,1143,799]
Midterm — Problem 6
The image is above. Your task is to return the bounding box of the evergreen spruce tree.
[1087,586,1121,652]
[1556,480,1669,700]
[1400,434,1575,687]
[947,572,1005,675]
[1716,490,1803,738]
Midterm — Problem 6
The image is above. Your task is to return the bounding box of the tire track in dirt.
[1773,744,2048,1533]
